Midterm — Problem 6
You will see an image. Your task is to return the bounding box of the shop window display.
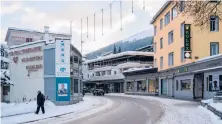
[126,82,133,92]
[209,75,222,92]
[137,80,147,92]
[181,79,191,90]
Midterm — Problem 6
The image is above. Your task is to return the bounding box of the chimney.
[43,26,49,43]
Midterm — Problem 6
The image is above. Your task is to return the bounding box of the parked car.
[93,89,105,96]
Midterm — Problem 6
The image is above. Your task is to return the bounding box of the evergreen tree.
[113,45,116,54]
[118,46,121,53]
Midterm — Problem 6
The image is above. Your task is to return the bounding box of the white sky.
[0,0,166,55]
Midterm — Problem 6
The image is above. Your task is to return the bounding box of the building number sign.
[184,24,191,59]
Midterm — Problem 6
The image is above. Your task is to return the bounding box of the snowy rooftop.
[7,27,71,36]
[196,54,222,63]
[84,51,153,64]
[123,67,153,73]
[5,27,71,42]
[9,40,47,49]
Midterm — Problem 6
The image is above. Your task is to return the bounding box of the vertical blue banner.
[56,77,70,101]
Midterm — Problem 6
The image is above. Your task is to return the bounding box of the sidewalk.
[107,93,222,124]
[1,96,109,124]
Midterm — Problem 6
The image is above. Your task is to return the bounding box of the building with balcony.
[83,51,153,93]
[4,27,83,104]
[151,1,222,100]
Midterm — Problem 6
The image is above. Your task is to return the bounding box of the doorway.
[194,73,204,100]
[161,79,167,95]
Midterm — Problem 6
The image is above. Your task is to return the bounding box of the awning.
[193,66,222,73]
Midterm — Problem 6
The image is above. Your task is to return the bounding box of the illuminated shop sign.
[22,56,43,62]
[9,46,42,56]
[184,24,191,59]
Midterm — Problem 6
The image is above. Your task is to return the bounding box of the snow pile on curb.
[201,98,222,112]
[1,96,103,124]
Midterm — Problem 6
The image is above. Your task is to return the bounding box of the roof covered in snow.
[196,54,222,63]
[9,40,47,49]
[123,67,158,76]
[5,27,71,42]
[84,51,153,64]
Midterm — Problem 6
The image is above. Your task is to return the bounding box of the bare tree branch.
[174,0,222,28]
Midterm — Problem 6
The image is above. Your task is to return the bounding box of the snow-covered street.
[107,94,222,124]
[1,96,113,124]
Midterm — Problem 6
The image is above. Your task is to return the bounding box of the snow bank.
[210,103,222,113]
[201,98,214,104]
[1,96,107,124]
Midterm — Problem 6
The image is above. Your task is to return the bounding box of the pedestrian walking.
[35,91,45,114]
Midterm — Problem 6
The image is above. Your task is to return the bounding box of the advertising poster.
[56,77,70,101]
[58,83,68,96]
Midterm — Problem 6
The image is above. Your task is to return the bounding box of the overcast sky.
[1,0,166,55]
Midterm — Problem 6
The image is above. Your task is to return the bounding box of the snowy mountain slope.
[122,30,150,43]
[85,30,153,60]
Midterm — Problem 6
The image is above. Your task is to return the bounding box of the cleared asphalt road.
[65,95,164,124]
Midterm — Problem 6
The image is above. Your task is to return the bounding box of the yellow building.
[150,1,222,100]
[150,1,222,71]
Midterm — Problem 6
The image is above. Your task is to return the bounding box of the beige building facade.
[151,1,222,71]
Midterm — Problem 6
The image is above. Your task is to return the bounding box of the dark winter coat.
[37,92,45,106]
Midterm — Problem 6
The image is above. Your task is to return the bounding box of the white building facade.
[5,27,83,104]
[83,51,154,93]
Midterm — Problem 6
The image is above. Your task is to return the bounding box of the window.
[96,72,100,76]
[210,16,219,31]
[206,77,209,91]
[160,38,163,49]
[154,26,157,36]
[107,70,111,75]
[180,1,185,12]
[209,75,222,91]
[176,80,179,91]
[154,43,157,53]
[181,22,185,37]
[74,56,78,63]
[160,56,163,69]
[114,71,117,75]
[101,71,105,76]
[154,59,157,67]
[165,12,170,26]
[168,30,174,44]
[181,79,191,90]
[210,42,219,56]
[168,52,174,66]
[220,75,222,91]
[172,6,177,20]
[181,47,185,62]
[26,38,33,42]
[160,19,163,30]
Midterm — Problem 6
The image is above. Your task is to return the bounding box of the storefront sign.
[9,46,42,56]
[26,64,43,70]
[22,56,43,62]
[184,24,191,59]
[55,39,70,77]
[178,67,188,73]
